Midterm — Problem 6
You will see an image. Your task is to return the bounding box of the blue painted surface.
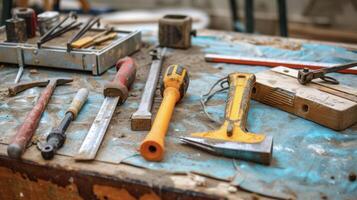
[1,34,357,199]
[123,35,357,199]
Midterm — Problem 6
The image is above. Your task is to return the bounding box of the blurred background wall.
[16,0,357,43]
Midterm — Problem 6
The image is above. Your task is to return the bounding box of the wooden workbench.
[0,30,356,200]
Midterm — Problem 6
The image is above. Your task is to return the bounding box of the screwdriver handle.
[67,88,89,119]
[104,57,137,105]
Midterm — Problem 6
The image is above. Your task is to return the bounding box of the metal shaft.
[41,112,73,160]
[14,46,24,84]
[323,62,357,74]
[131,48,165,131]
[75,57,137,161]
[74,96,119,160]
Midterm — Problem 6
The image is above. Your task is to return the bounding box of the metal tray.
[0,27,141,75]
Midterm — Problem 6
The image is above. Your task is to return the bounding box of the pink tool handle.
[114,57,137,88]
[7,81,56,159]
[104,57,137,104]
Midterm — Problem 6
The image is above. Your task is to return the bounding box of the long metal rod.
[74,96,119,161]
[205,54,357,74]
[14,46,24,83]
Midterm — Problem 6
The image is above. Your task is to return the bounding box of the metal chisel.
[131,48,166,131]
[75,57,137,161]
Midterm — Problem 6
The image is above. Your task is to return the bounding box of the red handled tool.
[75,57,137,161]
[7,78,73,159]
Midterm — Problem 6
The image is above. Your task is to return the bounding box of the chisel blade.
[74,96,119,161]
[180,136,273,165]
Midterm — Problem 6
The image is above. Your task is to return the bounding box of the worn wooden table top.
[0,29,356,200]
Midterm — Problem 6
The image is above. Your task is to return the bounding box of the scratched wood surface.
[0,29,356,200]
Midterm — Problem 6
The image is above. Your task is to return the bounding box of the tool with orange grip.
[75,57,137,161]
[140,64,189,161]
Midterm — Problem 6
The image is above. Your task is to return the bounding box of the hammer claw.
[8,78,73,96]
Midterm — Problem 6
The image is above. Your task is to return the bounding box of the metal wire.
[200,76,229,124]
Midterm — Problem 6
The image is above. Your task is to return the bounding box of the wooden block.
[159,15,193,49]
[252,67,357,130]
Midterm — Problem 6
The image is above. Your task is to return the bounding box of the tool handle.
[104,57,137,104]
[140,88,179,161]
[67,88,89,119]
[225,73,255,129]
[83,32,117,48]
[7,81,57,159]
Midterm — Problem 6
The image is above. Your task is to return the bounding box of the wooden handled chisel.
[41,88,89,160]
[75,57,137,161]
[131,48,166,131]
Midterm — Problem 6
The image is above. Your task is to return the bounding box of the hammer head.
[8,78,73,96]
[51,78,73,85]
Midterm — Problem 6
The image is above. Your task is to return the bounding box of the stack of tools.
[37,11,60,36]
[180,73,273,165]
[75,57,137,161]
[159,15,196,49]
[13,8,37,38]
[67,16,101,51]
[140,65,189,161]
[37,12,81,48]
[131,48,166,131]
[41,88,89,160]
[7,78,73,159]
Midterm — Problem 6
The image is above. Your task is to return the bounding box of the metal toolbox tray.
[0,27,141,75]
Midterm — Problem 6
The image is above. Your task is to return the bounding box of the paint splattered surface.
[0,31,356,199]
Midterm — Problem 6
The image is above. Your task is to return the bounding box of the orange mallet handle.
[140,64,189,161]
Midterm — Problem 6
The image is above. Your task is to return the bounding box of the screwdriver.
[140,64,189,161]
[41,88,89,160]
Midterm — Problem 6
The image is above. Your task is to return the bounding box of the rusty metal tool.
[140,65,189,161]
[205,54,357,75]
[131,48,166,131]
[180,73,273,165]
[75,57,137,161]
[37,12,81,48]
[41,88,89,160]
[67,16,100,51]
[7,78,73,159]
[297,62,357,85]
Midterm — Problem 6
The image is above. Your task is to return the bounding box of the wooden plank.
[252,67,357,130]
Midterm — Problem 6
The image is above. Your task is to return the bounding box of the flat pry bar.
[131,48,166,131]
